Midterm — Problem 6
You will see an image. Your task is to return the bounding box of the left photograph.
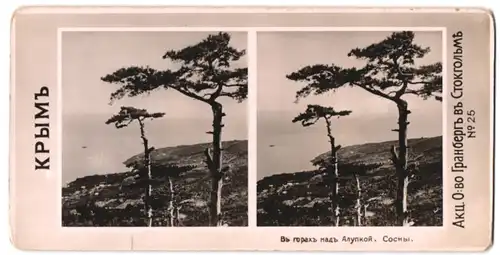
[61,31,249,227]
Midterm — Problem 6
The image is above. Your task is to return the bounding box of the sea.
[62,110,441,185]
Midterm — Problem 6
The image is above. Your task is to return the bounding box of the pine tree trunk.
[207,103,224,227]
[354,173,362,226]
[138,120,153,227]
[168,177,175,227]
[332,151,340,227]
[391,101,410,226]
[325,118,340,227]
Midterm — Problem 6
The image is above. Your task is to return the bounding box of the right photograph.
[256,31,443,227]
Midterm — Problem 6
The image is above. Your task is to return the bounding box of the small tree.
[287,31,442,226]
[105,106,165,226]
[344,163,383,226]
[150,163,196,226]
[126,161,196,226]
[101,32,247,226]
[292,104,351,226]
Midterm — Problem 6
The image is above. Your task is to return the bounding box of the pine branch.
[354,82,396,102]
[106,107,165,128]
[285,31,442,107]
[169,83,212,104]
[102,33,247,106]
[293,104,352,127]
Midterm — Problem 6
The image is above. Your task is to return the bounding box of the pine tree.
[293,104,351,226]
[286,31,442,226]
[101,32,247,226]
[105,106,165,226]
[344,163,382,226]
[150,163,196,226]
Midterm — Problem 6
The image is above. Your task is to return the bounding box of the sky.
[61,31,248,184]
[256,31,443,180]
[257,31,443,115]
[62,31,248,118]
[60,30,443,182]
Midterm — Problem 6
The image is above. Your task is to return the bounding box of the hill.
[62,140,248,227]
[257,136,442,227]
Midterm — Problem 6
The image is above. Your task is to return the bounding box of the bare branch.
[390,145,399,165]
[224,84,246,88]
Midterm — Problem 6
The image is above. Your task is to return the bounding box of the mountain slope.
[62,140,248,227]
[257,136,442,226]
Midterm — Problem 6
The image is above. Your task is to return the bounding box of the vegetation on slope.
[257,136,442,227]
[62,140,248,227]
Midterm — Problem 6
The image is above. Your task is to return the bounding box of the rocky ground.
[62,140,248,227]
[257,136,443,227]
